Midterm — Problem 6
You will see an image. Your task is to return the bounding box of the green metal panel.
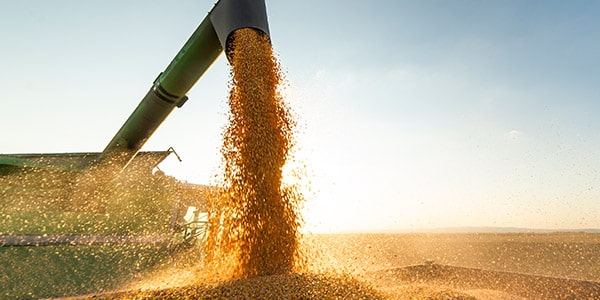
[0,151,171,173]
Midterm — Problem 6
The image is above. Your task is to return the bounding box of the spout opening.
[224,28,270,61]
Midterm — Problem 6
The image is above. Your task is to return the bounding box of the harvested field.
[307,233,600,281]
[372,263,600,299]
[69,232,600,299]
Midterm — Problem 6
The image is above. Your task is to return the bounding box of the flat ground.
[306,233,600,281]
[303,233,600,299]
[103,232,600,299]
[3,232,599,299]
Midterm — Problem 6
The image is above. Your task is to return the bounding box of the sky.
[1,1,599,232]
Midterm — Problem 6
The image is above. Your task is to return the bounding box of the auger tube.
[100,0,270,171]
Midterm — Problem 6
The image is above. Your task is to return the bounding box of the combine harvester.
[0,0,270,247]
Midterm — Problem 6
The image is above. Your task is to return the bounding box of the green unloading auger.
[99,0,270,172]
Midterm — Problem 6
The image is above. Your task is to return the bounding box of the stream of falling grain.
[76,28,493,300]
[202,28,304,279]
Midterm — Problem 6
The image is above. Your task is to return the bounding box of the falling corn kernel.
[202,28,303,280]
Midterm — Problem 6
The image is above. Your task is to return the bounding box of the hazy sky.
[1,1,599,232]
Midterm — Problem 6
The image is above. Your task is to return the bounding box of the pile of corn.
[202,28,303,279]
[95,273,385,299]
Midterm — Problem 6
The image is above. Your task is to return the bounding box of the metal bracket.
[167,146,183,162]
